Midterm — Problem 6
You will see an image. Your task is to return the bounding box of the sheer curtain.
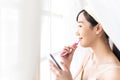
[0,0,40,80]
[40,0,120,80]
[40,0,91,80]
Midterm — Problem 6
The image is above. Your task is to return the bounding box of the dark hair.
[113,44,120,61]
[76,10,98,27]
[76,9,120,61]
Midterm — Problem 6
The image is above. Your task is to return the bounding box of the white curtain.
[0,0,40,80]
[40,0,91,80]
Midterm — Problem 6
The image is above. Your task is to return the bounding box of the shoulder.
[102,65,120,80]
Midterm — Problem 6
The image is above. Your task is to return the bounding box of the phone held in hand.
[50,54,62,70]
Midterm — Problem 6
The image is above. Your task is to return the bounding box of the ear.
[95,24,103,35]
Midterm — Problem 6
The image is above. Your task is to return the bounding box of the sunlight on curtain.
[0,1,20,80]
[40,0,88,80]
[1,7,19,66]
[0,0,40,80]
[40,0,73,79]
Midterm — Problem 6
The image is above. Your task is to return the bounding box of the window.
[40,0,89,80]
[40,0,65,79]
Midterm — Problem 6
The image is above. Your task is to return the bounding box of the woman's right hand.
[60,45,77,69]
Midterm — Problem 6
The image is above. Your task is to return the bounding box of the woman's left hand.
[49,60,73,80]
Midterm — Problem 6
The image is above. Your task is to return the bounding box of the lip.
[79,37,83,41]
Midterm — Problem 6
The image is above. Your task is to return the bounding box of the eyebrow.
[77,21,84,23]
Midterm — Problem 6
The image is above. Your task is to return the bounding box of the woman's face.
[76,12,97,47]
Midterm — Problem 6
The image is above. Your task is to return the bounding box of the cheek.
[81,28,91,37]
[80,28,95,47]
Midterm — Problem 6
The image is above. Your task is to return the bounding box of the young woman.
[49,9,120,80]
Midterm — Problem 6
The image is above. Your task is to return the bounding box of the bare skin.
[50,12,120,80]
[76,12,120,80]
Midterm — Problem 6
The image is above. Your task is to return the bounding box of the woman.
[49,9,120,80]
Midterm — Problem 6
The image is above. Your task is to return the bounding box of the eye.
[78,25,82,28]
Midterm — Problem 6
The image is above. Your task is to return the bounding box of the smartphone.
[50,54,62,70]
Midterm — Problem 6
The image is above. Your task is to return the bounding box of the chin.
[80,43,89,48]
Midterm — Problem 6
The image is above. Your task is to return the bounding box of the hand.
[60,45,77,69]
[50,60,73,80]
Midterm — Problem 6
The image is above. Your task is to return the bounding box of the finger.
[50,66,56,74]
[65,46,77,53]
[49,60,61,74]
[69,46,77,55]
[60,62,69,71]
[64,47,73,53]
[62,44,77,53]
[50,60,59,75]
[64,46,71,50]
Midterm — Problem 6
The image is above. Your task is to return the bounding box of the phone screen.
[50,54,62,70]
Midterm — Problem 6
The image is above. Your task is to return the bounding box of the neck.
[91,38,113,65]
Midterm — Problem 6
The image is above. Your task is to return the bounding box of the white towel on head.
[85,0,120,50]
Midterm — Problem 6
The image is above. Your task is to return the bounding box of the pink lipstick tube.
[61,40,80,57]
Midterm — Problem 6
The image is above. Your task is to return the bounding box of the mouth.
[79,37,83,41]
